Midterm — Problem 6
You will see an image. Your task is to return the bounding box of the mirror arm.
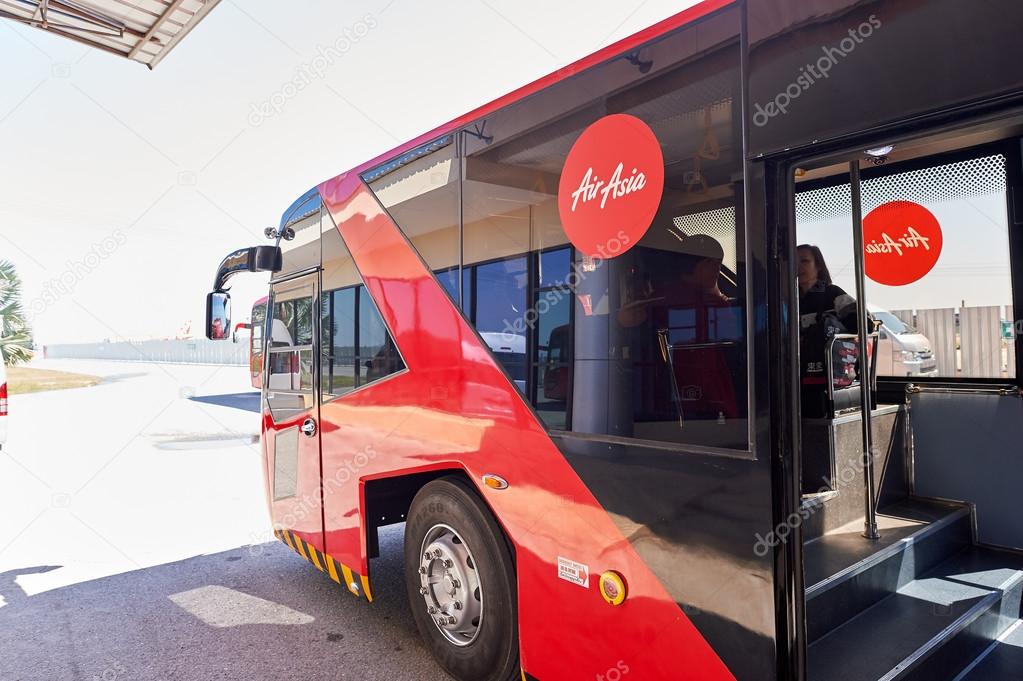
[212,246,282,291]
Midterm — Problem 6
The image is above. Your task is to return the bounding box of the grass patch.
[6,367,102,394]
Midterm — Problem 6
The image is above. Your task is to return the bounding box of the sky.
[0,0,699,345]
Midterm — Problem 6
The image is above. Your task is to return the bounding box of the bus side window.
[320,206,405,402]
[266,279,316,421]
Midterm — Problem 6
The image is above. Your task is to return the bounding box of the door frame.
[765,100,1023,681]
[264,268,325,552]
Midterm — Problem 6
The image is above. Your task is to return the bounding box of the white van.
[870,306,939,377]
[0,362,7,450]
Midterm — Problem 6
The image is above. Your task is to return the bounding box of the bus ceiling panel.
[0,0,221,68]
[462,157,559,196]
[794,119,1023,184]
[747,0,1023,157]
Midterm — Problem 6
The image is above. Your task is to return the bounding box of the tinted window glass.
[323,287,356,396]
[474,257,528,390]
[320,207,405,399]
[267,276,316,421]
[534,247,574,428]
[250,301,266,383]
[294,298,313,346]
[463,23,748,449]
[435,267,472,315]
[366,138,462,305]
[358,287,404,384]
[374,7,749,450]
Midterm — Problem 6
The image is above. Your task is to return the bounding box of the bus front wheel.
[404,477,519,681]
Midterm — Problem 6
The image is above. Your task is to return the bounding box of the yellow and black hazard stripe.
[274,528,374,602]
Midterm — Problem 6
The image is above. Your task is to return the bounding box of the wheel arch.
[363,467,515,561]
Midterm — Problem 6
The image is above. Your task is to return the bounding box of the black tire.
[404,477,519,681]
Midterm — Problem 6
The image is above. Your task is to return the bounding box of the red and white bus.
[207,1,1023,679]
[248,297,267,389]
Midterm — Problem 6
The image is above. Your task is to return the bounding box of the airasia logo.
[863,201,943,286]
[569,163,649,211]
[558,114,664,258]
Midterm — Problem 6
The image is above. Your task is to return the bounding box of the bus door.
[793,132,1023,545]
[264,272,324,551]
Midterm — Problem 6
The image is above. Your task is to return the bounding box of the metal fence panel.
[959,306,1002,378]
[44,339,248,365]
[915,308,957,377]
[890,309,914,327]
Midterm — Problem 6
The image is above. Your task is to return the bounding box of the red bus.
[206,2,1023,679]
[248,296,267,389]
[227,297,268,389]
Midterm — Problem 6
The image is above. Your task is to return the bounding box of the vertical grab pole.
[850,160,880,540]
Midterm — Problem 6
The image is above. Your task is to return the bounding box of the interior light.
[865,145,894,157]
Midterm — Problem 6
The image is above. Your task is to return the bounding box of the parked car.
[870,305,939,377]
[0,362,7,450]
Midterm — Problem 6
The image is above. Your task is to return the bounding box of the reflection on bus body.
[618,234,744,427]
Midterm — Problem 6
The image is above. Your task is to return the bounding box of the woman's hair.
[797,244,833,286]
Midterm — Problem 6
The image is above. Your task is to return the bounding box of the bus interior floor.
[803,497,1023,681]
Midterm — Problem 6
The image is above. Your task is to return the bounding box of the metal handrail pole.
[850,160,880,540]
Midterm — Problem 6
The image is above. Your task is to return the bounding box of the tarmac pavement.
[0,359,452,680]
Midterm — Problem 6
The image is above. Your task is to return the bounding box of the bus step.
[954,619,1023,681]
[805,502,971,642]
[807,546,1023,681]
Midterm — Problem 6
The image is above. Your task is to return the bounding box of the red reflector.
[0,382,7,416]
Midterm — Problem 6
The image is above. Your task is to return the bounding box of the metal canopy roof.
[0,0,221,68]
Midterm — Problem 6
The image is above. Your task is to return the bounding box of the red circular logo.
[863,201,942,286]
[558,114,664,258]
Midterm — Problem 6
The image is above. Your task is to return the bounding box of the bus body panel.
[746,0,1023,158]
[315,176,739,680]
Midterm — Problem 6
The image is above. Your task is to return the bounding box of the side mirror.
[206,291,232,340]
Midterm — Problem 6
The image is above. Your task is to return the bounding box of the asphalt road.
[0,359,452,681]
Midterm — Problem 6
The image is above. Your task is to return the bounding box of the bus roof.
[283,0,731,226]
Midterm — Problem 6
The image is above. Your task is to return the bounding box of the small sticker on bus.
[557,556,590,588]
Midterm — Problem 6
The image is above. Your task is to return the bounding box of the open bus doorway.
[786,114,1023,681]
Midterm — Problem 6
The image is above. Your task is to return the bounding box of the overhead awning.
[0,0,221,69]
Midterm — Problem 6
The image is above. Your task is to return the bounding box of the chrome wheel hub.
[417,523,483,646]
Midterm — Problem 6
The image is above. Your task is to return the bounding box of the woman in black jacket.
[797,244,858,418]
